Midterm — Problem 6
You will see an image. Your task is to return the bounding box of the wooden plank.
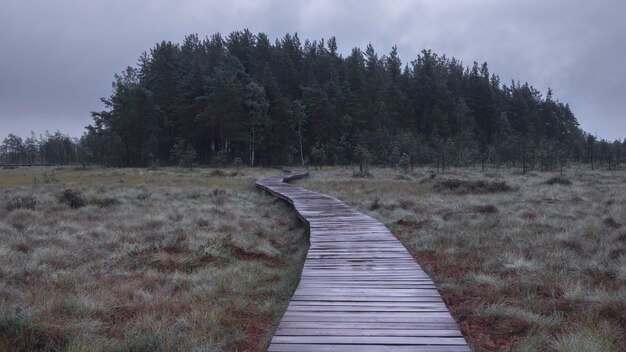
[268,344,471,352]
[285,306,447,313]
[288,301,447,307]
[271,336,468,345]
[256,168,468,351]
[288,296,444,302]
[274,328,463,337]
[277,321,462,329]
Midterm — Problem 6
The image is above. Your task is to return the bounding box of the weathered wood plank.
[276,321,462,329]
[268,344,471,352]
[274,328,463,337]
[271,336,469,345]
[256,169,468,351]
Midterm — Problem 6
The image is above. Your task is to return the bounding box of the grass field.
[0,167,307,351]
[1,165,624,352]
[297,166,625,352]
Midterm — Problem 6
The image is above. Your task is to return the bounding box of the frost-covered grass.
[298,166,625,352]
[0,167,307,351]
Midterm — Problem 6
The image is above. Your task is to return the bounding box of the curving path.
[256,169,469,352]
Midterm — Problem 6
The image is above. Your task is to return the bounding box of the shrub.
[368,197,381,210]
[603,217,622,229]
[434,179,514,194]
[546,176,572,185]
[136,193,151,200]
[5,195,36,211]
[212,189,226,196]
[472,205,499,214]
[397,153,411,174]
[57,189,87,209]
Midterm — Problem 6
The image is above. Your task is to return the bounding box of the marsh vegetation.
[1,165,624,351]
[298,166,625,352]
[0,167,307,351]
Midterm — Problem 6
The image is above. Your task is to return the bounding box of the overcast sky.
[1,0,624,140]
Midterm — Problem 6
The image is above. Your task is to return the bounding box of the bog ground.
[1,166,624,351]
[0,167,307,351]
[297,167,625,352]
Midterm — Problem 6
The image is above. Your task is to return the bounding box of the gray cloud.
[1,0,624,140]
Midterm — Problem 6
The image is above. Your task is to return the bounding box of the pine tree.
[287,100,307,165]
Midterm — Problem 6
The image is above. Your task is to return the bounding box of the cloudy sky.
[1,0,624,140]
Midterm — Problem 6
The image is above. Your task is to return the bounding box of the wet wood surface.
[256,169,469,352]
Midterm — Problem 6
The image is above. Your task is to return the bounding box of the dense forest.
[2,30,625,170]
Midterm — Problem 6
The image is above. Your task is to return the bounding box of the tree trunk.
[299,126,304,166]
[250,125,255,167]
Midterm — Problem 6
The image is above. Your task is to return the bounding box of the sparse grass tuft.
[90,197,121,208]
[546,176,572,185]
[209,169,227,177]
[471,204,499,214]
[553,321,621,352]
[395,174,412,180]
[5,195,36,211]
[603,217,622,229]
[352,171,373,178]
[434,178,515,194]
[0,305,67,352]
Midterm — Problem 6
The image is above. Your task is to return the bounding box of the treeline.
[0,131,87,166]
[4,30,625,170]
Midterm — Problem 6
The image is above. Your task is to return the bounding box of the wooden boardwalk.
[256,169,469,352]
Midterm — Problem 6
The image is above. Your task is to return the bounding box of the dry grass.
[0,167,307,351]
[297,166,626,352]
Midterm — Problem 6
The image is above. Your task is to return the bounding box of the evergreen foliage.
[398,153,410,174]
[1,31,624,170]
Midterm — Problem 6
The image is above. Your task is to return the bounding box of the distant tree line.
[0,131,87,166]
[2,30,625,171]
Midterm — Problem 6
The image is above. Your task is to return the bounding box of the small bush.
[368,197,381,210]
[212,189,226,196]
[521,211,539,220]
[546,176,572,185]
[397,153,410,174]
[603,217,622,229]
[57,189,87,209]
[434,179,514,194]
[399,200,416,210]
[136,193,151,200]
[6,195,36,211]
[472,205,499,214]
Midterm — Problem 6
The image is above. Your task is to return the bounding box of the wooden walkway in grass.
[256,169,469,352]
